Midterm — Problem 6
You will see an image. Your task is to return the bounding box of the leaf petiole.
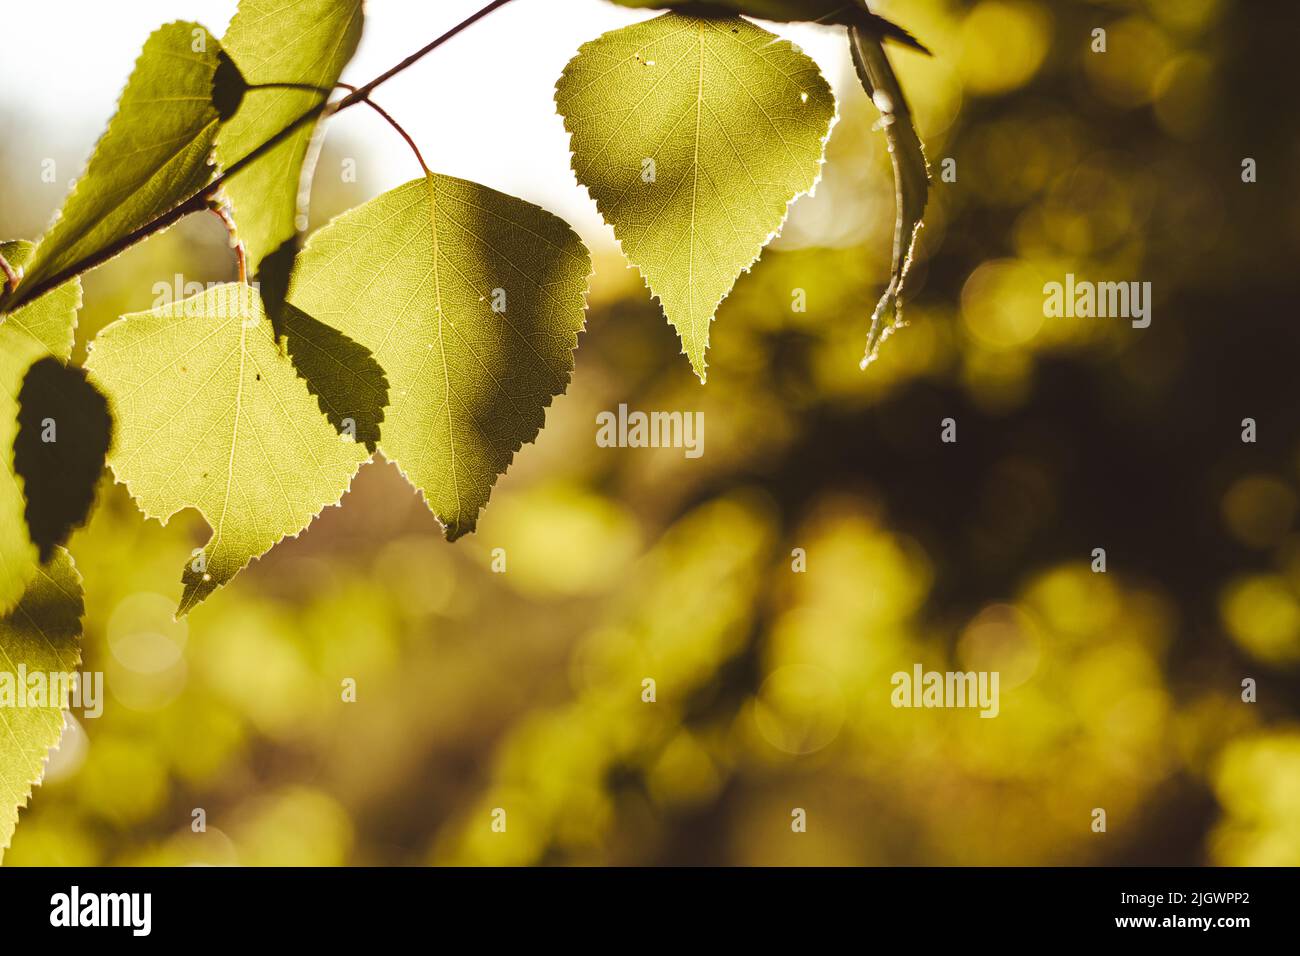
[0,252,18,295]
[337,83,430,176]
[208,204,248,284]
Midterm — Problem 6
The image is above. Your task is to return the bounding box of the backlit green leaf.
[556,12,835,380]
[3,22,223,311]
[607,0,930,53]
[84,284,369,616]
[0,549,84,862]
[288,174,591,540]
[215,0,364,274]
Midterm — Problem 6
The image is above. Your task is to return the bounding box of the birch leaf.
[556,12,835,380]
[215,0,364,274]
[288,174,591,540]
[3,22,223,311]
[84,285,369,616]
[608,0,930,53]
[0,549,84,862]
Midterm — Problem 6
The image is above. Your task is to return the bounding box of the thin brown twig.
[337,82,430,175]
[3,0,517,311]
[0,252,18,295]
[209,205,248,284]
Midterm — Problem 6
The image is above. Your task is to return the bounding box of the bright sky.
[0,0,850,251]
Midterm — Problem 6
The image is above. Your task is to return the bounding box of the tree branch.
[3,0,517,311]
[334,0,515,109]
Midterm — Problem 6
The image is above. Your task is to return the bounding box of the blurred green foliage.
[2,0,1298,865]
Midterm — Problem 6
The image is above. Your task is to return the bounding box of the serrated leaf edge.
[1,548,84,860]
[84,301,375,618]
[555,13,838,384]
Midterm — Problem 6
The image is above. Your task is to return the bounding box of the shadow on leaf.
[14,358,113,561]
[212,49,248,122]
[282,303,388,454]
[257,237,299,342]
[258,240,389,453]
